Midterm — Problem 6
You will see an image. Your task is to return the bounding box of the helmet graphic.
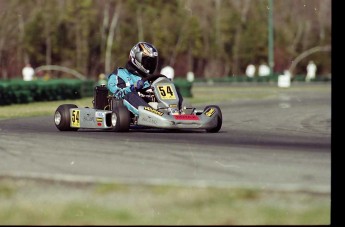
[129,42,158,75]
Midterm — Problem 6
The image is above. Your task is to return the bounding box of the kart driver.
[107,41,183,116]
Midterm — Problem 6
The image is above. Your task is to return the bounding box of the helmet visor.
[142,56,158,74]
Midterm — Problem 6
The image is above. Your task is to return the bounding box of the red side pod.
[173,115,200,120]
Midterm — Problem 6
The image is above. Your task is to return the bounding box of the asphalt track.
[0,84,331,193]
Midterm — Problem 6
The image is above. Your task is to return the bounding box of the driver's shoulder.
[117,67,136,77]
[114,67,130,78]
[116,67,126,74]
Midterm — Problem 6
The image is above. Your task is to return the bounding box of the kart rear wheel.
[204,105,222,133]
[54,104,78,131]
[111,106,131,132]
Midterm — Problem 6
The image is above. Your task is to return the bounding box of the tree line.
[0,0,331,80]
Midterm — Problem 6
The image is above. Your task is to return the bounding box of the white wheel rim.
[54,111,61,125]
[111,113,117,126]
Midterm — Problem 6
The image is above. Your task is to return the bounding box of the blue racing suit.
[107,67,151,116]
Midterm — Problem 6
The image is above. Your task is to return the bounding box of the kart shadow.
[130,128,206,133]
[76,127,210,133]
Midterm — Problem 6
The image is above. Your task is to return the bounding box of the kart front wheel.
[54,104,79,131]
[204,105,222,133]
[111,106,131,132]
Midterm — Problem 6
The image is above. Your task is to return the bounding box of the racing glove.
[130,79,145,92]
[136,79,145,90]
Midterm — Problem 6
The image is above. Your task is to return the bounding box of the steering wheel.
[142,74,167,83]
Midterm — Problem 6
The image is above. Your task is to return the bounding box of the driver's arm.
[107,74,132,99]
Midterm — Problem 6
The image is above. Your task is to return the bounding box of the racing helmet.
[129,42,158,75]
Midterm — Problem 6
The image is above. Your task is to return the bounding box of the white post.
[278,70,291,88]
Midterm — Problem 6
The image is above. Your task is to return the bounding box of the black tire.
[111,106,131,132]
[204,105,222,133]
[54,104,79,131]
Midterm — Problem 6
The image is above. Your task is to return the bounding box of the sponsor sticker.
[205,108,216,117]
[144,106,164,116]
[173,115,199,120]
[141,116,158,125]
[95,112,105,118]
[71,109,80,127]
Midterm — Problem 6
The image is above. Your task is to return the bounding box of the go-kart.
[54,74,222,133]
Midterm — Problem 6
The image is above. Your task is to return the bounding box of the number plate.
[157,85,176,100]
[71,109,80,127]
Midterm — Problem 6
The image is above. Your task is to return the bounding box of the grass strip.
[0,177,330,225]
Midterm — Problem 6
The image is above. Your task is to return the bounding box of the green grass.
[0,98,94,119]
[0,178,330,225]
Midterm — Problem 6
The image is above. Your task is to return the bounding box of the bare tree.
[231,0,251,76]
[288,45,331,78]
[105,1,122,73]
[0,1,21,78]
